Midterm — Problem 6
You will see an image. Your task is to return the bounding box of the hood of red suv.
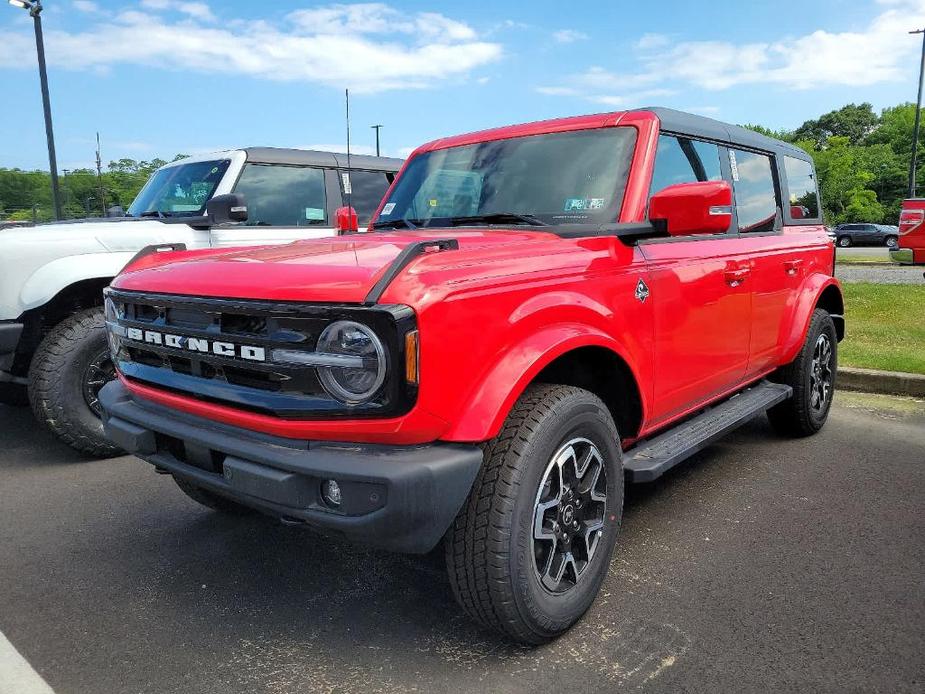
[112,230,551,303]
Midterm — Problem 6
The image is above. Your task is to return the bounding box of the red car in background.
[893,198,925,265]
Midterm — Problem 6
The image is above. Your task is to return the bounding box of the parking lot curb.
[838,366,925,398]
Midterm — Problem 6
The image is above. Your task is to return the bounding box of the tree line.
[0,155,187,222]
[2,101,924,225]
[746,101,922,226]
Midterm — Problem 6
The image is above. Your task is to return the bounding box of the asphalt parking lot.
[1,392,923,694]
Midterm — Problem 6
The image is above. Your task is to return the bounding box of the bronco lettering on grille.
[122,327,266,362]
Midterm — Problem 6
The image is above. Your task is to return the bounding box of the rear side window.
[730,149,778,233]
[649,135,723,195]
[343,170,393,225]
[783,156,820,220]
[233,164,327,226]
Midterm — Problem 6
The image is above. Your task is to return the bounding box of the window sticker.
[729,150,740,182]
[305,207,325,220]
[564,198,605,212]
[341,172,352,194]
[382,202,396,215]
[428,198,439,207]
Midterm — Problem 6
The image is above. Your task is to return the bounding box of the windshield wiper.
[138,210,171,219]
[371,217,419,230]
[446,213,548,227]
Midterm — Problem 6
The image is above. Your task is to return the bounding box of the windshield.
[374,127,637,228]
[126,159,230,217]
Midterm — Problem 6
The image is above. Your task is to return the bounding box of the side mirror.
[649,181,733,236]
[335,206,359,233]
[206,193,247,225]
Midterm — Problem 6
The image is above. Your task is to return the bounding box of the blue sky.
[2,0,925,170]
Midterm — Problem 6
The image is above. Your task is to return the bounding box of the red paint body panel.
[899,199,925,264]
[111,109,843,447]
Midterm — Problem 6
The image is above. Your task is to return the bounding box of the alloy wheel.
[82,350,116,418]
[532,437,608,594]
[810,333,834,413]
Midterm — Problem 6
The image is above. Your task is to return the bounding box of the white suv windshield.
[373,127,637,229]
[127,159,230,218]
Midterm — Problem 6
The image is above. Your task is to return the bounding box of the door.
[639,135,752,425]
[210,163,336,247]
[731,149,810,376]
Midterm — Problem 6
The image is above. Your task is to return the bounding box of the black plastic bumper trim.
[99,380,482,554]
[0,322,23,355]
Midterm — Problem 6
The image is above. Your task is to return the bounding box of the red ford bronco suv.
[98,108,844,644]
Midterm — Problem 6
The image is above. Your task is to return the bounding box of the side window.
[233,164,326,226]
[342,170,394,225]
[649,135,722,195]
[783,156,820,220]
[730,149,778,233]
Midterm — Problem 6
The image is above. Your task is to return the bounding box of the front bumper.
[0,321,24,375]
[100,380,483,553]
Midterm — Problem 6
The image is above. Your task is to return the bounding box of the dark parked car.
[833,223,899,248]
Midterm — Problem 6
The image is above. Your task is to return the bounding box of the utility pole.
[370,124,383,156]
[8,0,62,220]
[908,28,925,198]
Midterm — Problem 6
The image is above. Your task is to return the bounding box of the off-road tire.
[28,307,122,457]
[445,384,623,645]
[173,476,256,515]
[0,383,29,407]
[885,235,898,249]
[767,309,837,437]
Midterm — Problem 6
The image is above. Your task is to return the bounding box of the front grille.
[106,289,417,419]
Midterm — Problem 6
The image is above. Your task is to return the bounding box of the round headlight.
[316,321,386,404]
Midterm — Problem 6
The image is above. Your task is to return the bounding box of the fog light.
[321,479,342,508]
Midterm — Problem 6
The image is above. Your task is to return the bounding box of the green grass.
[835,254,892,265]
[841,283,925,375]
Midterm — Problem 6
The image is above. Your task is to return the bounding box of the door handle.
[784,259,803,275]
[724,268,750,287]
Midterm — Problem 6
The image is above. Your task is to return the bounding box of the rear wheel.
[885,235,898,249]
[837,236,851,248]
[173,476,256,515]
[28,308,122,457]
[767,309,837,437]
[445,384,623,644]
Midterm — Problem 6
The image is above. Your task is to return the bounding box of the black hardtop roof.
[242,147,403,171]
[644,107,810,160]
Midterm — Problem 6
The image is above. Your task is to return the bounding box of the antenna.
[95,131,106,216]
[344,88,352,212]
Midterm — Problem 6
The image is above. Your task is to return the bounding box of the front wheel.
[28,307,122,457]
[885,235,898,249]
[445,384,623,644]
[767,309,837,437]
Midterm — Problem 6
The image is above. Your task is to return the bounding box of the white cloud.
[73,1,99,13]
[552,29,588,44]
[0,2,500,93]
[538,0,925,105]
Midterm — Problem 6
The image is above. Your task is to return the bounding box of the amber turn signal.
[405,330,419,384]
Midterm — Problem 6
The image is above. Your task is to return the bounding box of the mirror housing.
[649,181,733,237]
[335,206,359,233]
[206,193,247,225]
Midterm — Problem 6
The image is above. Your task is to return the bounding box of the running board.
[624,381,792,482]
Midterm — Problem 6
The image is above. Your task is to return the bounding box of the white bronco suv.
[0,147,402,455]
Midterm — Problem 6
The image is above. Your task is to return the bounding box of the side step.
[624,380,792,483]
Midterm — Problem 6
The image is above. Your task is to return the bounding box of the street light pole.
[908,28,925,198]
[9,0,62,220]
[371,124,383,157]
